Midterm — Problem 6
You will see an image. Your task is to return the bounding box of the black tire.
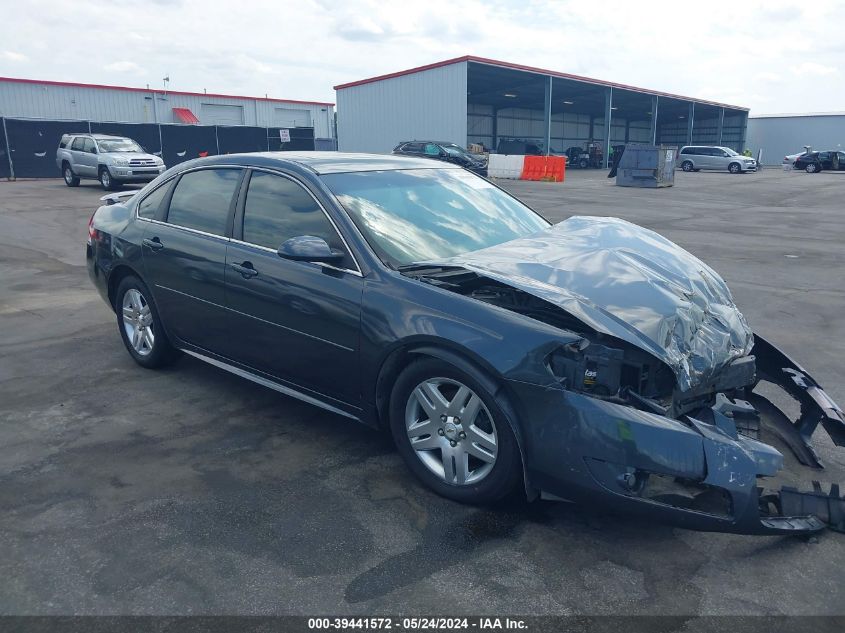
[806,163,818,173]
[99,167,119,191]
[728,162,741,174]
[681,160,694,172]
[578,158,588,169]
[389,357,522,504]
[115,275,180,369]
[62,163,80,187]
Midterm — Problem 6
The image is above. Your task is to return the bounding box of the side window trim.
[160,166,246,239]
[135,178,176,220]
[233,167,362,276]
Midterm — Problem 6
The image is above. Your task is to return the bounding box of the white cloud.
[1,50,28,62]
[790,62,838,76]
[0,0,843,114]
[104,61,144,74]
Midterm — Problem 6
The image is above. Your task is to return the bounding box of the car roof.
[64,133,128,140]
[189,152,461,174]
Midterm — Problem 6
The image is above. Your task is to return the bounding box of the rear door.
[141,167,244,354]
[818,152,832,170]
[223,169,364,404]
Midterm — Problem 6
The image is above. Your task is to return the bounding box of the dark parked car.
[392,141,487,175]
[87,152,845,535]
[794,150,845,173]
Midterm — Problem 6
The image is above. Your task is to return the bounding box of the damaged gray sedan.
[87,153,845,535]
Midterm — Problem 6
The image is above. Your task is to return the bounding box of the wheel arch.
[107,263,144,311]
[374,340,534,498]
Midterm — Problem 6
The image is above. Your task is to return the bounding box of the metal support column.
[739,111,748,153]
[543,76,552,155]
[717,107,725,146]
[604,87,613,168]
[2,116,14,180]
[651,96,659,145]
[687,102,695,146]
[491,107,498,152]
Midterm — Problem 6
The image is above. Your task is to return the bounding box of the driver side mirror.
[277,235,344,264]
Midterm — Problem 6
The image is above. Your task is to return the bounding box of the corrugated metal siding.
[336,62,467,153]
[747,115,845,165]
[0,81,334,138]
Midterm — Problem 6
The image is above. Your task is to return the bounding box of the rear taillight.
[87,212,97,245]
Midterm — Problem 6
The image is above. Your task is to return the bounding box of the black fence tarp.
[90,122,161,155]
[2,117,320,178]
[268,126,315,152]
[5,118,90,178]
[217,125,268,155]
[159,124,220,169]
[0,118,10,179]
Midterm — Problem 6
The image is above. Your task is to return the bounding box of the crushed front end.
[400,246,845,535]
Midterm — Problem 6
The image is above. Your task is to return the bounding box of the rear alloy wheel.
[99,167,118,191]
[390,358,522,504]
[63,164,80,187]
[681,160,694,172]
[806,163,818,173]
[116,276,179,368]
[729,162,741,174]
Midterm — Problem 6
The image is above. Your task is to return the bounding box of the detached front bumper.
[508,334,845,535]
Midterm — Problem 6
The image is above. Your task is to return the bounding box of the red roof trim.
[0,76,334,107]
[333,55,748,111]
[172,107,200,124]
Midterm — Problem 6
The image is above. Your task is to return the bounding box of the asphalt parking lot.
[1,167,844,616]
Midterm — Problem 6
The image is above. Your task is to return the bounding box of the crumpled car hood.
[440,216,754,391]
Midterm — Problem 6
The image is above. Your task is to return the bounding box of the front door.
[223,169,363,405]
[141,167,243,355]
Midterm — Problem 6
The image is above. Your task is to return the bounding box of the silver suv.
[56,134,166,190]
[679,146,756,174]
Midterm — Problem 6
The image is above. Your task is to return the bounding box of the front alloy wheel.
[100,168,114,190]
[122,288,155,356]
[405,377,498,485]
[390,358,522,504]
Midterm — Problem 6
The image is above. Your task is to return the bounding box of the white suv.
[679,146,757,174]
[56,134,166,190]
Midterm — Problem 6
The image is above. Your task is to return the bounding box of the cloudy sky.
[1,0,842,114]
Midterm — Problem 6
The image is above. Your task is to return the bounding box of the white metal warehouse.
[335,55,749,164]
[0,76,335,140]
[746,112,845,165]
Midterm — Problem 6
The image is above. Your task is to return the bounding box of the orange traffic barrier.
[520,155,565,182]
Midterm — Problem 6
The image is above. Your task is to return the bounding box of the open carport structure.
[335,56,749,163]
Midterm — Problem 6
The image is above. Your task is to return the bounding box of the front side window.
[241,171,350,264]
[166,169,241,236]
[424,143,441,156]
[82,138,97,154]
[71,137,85,151]
[137,183,170,219]
[322,168,549,268]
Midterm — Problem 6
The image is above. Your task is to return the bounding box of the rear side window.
[137,183,169,219]
[241,171,350,265]
[166,169,241,236]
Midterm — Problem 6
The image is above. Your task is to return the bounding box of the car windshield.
[322,168,550,268]
[442,144,474,159]
[97,139,143,153]
[723,148,739,156]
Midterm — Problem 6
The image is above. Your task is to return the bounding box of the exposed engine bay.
[400,262,845,535]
